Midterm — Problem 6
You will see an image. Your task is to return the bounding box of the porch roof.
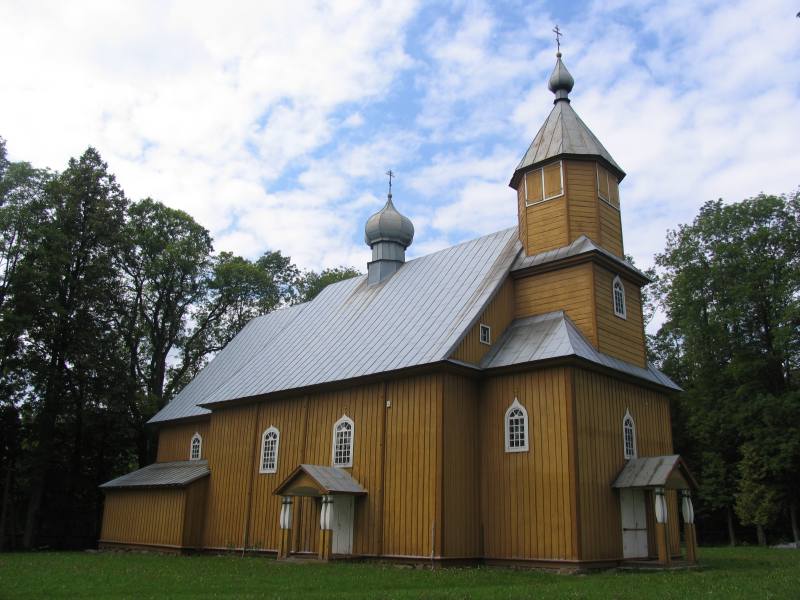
[612,455,698,490]
[274,464,367,497]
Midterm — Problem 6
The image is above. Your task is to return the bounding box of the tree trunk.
[0,462,12,551]
[790,500,799,547]
[756,524,767,547]
[726,506,737,546]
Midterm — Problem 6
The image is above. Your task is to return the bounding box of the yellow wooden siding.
[441,374,481,557]
[593,266,646,367]
[479,367,577,560]
[202,403,259,550]
[517,184,527,252]
[598,202,623,257]
[452,277,515,364]
[515,263,597,346]
[573,368,680,561]
[524,196,569,254]
[100,488,185,547]
[543,162,563,198]
[182,478,208,548]
[156,420,210,463]
[524,169,543,203]
[564,160,600,243]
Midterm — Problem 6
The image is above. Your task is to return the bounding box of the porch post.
[681,490,698,563]
[278,496,293,559]
[318,495,333,561]
[654,487,670,565]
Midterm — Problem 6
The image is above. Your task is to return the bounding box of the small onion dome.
[364,194,414,248]
[548,52,574,101]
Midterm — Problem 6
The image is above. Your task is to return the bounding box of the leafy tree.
[653,191,800,545]
[297,266,361,303]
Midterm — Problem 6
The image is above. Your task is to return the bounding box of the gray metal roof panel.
[514,100,625,180]
[300,464,367,494]
[482,311,681,391]
[149,304,309,423]
[100,460,209,489]
[612,455,682,488]
[511,235,650,281]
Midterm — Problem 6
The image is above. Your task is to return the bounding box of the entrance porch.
[273,464,367,561]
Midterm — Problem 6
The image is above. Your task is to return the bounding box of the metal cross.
[386,170,395,195]
[553,25,563,53]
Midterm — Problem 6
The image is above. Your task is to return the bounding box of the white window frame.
[190,432,202,461]
[331,415,355,468]
[623,409,637,459]
[524,160,564,207]
[479,323,491,345]
[504,398,529,453]
[612,275,627,319]
[259,426,280,474]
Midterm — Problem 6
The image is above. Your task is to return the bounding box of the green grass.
[0,547,798,599]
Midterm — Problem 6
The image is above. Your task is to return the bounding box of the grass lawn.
[0,546,798,599]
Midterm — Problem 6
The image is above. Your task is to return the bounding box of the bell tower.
[510,51,626,258]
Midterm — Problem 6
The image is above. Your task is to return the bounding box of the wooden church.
[99,51,699,569]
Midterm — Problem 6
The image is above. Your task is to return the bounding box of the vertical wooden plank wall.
[100,489,186,547]
[515,264,597,346]
[156,420,210,462]
[202,404,259,550]
[593,267,647,368]
[441,374,480,558]
[479,367,577,561]
[573,368,676,560]
[564,160,600,244]
[451,278,515,364]
[524,196,568,254]
[182,478,209,548]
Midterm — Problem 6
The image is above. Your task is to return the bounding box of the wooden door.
[620,489,648,559]
[331,495,354,555]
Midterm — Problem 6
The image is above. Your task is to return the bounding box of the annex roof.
[274,464,367,497]
[99,460,209,490]
[150,227,520,423]
[511,234,650,283]
[480,311,680,391]
[510,99,625,188]
[612,455,698,490]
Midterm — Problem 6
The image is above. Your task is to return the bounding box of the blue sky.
[1,0,798,327]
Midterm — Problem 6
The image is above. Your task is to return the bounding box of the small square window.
[479,324,491,345]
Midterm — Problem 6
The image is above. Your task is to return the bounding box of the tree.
[16,147,128,548]
[297,266,361,303]
[653,190,800,545]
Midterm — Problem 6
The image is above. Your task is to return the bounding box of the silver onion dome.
[548,52,574,102]
[364,194,414,248]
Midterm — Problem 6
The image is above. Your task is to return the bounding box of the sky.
[1,0,798,328]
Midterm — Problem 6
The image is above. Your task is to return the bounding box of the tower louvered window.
[504,398,529,453]
[260,427,280,474]
[332,415,354,467]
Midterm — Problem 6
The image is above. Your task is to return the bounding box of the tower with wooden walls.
[510,52,648,368]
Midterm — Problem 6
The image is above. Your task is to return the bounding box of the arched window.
[505,398,529,453]
[612,275,627,319]
[260,426,280,474]
[332,415,354,468]
[623,410,637,459]
[190,432,202,461]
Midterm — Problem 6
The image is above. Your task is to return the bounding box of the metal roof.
[612,455,697,490]
[274,464,367,496]
[511,99,625,186]
[150,227,520,423]
[99,460,209,489]
[481,311,681,391]
[511,234,650,282]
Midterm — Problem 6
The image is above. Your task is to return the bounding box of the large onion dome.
[364,194,414,249]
